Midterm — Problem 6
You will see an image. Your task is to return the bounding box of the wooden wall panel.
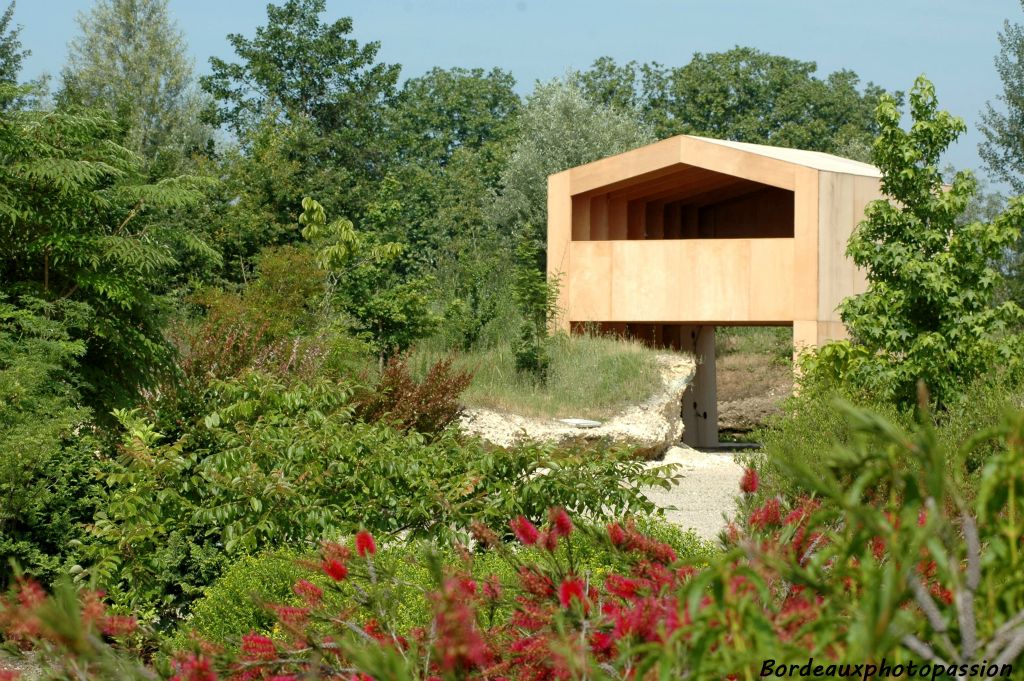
[609,198,628,239]
[565,239,793,323]
[547,171,573,331]
[590,194,609,241]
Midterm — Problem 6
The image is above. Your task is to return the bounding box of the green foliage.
[386,67,520,170]
[489,78,653,252]
[301,196,437,364]
[0,1,27,106]
[0,101,218,411]
[201,0,398,223]
[79,370,672,623]
[58,0,212,174]
[0,297,98,588]
[575,49,895,160]
[756,366,1024,502]
[512,237,560,380]
[175,548,305,648]
[830,76,1024,407]
[980,1,1024,195]
[180,516,714,649]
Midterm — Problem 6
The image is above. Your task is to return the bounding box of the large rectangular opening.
[572,166,795,241]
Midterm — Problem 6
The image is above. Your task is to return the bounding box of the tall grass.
[410,331,672,419]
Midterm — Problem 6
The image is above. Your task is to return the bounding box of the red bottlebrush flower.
[241,631,276,661]
[870,536,886,561]
[355,530,377,557]
[590,630,615,654]
[470,521,498,547]
[607,522,628,547]
[605,574,640,599]
[272,605,309,627]
[540,529,559,552]
[918,507,928,526]
[740,467,759,494]
[322,558,348,581]
[100,614,137,638]
[549,507,573,537]
[431,577,491,671]
[931,583,954,605]
[749,497,782,529]
[293,579,323,606]
[558,577,587,609]
[518,566,555,597]
[482,574,502,601]
[15,579,45,610]
[170,653,218,681]
[510,516,540,546]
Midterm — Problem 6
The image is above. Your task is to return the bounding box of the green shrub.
[179,516,715,648]
[80,371,673,625]
[755,368,1024,502]
[173,548,306,648]
[0,297,99,589]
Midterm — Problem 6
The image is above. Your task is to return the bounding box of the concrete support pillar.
[680,325,718,448]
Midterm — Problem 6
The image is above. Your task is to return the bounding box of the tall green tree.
[980,0,1024,194]
[576,48,893,160]
[386,67,520,169]
[0,94,218,410]
[489,78,653,254]
[0,1,26,89]
[819,77,1024,407]
[59,0,211,175]
[300,197,436,365]
[200,0,399,268]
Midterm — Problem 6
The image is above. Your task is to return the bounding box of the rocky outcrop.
[458,355,696,458]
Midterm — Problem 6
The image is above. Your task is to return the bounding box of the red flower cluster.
[429,575,491,672]
[740,466,760,494]
[355,530,376,557]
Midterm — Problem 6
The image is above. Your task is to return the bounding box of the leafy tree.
[300,197,436,365]
[0,1,26,89]
[0,297,98,587]
[815,77,1024,407]
[489,78,653,253]
[979,2,1024,310]
[0,93,218,410]
[980,0,1024,194]
[386,67,520,169]
[576,49,894,160]
[512,237,560,380]
[59,0,211,174]
[202,0,398,223]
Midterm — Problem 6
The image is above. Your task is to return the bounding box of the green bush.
[173,548,306,648]
[79,371,673,625]
[755,368,1024,501]
[0,297,99,589]
[179,516,716,648]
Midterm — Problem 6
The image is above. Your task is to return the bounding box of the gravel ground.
[644,445,745,541]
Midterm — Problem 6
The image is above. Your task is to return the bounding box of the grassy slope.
[411,332,674,420]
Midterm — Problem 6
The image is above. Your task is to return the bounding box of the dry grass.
[410,332,671,420]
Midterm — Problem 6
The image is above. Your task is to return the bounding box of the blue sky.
[14,1,1023,182]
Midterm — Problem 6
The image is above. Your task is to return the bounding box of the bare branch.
[993,626,1024,669]
[984,610,1024,660]
[901,634,949,668]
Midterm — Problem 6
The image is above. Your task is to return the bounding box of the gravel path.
[644,445,745,541]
